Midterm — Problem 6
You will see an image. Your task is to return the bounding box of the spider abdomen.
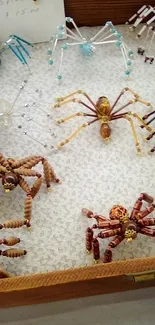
[100,123,111,140]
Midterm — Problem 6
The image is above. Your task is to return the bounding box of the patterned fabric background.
[0,26,155,276]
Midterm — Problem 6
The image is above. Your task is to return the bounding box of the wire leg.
[125,116,141,154]
[56,112,96,124]
[57,123,89,148]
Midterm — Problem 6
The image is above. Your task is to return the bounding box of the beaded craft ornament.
[82,193,155,263]
[0,35,33,71]
[0,153,61,229]
[47,18,134,81]
[53,87,153,154]
[126,5,155,64]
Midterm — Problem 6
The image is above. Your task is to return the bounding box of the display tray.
[0,26,155,307]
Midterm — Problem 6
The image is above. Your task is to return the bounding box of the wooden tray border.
[1,256,155,307]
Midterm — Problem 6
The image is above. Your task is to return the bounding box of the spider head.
[2,173,19,193]
[96,96,111,116]
[109,205,129,221]
[125,224,137,242]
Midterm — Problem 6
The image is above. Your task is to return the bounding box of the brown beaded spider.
[141,110,155,153]
[0,153,60,226]
[82,193,155,263]
[0,236,27,278]
[53,88,153,154]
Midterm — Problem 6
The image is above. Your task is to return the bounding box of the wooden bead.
[24,195,32,221]
[100,123,111,139]
[92,239,100,261]
[31,178,42,198]
[2,219,26,229]
[1,248,27,257]
[86,227,93,252]
[43,159,51,188]
[3,237,20,246]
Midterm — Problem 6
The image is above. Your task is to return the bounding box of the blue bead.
[110,28,116,34]
[47,49,52,55]
[80,42,94,56]
[49,58,54,65]
[58,33,63,39]
[66,17,72,23]
[58,25,64,30]
[116,40,122,47]
[57,74,62,80]
[128,50,134,56]
[106,21,112,26]
[61,43,68,50]
[127,60,132,66]
[116,32,122,39]
[125,70,131,76]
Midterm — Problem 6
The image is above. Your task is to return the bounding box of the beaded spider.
[82,193,155,263]
[126,5,155,64]
[141,109,155,153]
[53,87,153,154]
[0,236,27,278]
[0,153,60,226]
[48,18,134,80]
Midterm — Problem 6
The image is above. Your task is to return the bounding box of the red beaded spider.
[54,88,153,154]
[141,110,155,153]
[82,193,155,263]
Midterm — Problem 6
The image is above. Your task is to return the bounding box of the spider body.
[0,153,60,225]
[82,193,155,263]
[54,88,153,154]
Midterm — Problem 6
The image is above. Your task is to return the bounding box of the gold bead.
[93,259,99,264]
[86,250,91,254]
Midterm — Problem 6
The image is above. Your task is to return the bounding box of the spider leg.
[0,166,7,174]
[111,87,152,115]
[103,235,124,263]
[14,167,41,178]
[138,218,155,227]
[0,153,8,167]
[54,90,100,114]
[82,208,120,228]
[57,118,99,148]
[56,112,97,124]
[92,228,122,263]
[12,156,40,169]
[130,192,154,220]
[19,177,33,223]
[136,204,155,220]
[138,227,155,237]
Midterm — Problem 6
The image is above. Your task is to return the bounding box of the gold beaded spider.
[53,88,153,154]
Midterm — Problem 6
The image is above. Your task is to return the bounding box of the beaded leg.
[138,218,155,227]
[54,90,99,112]
[0,219,30,229]
[136,205,155,221]
[0,166,7,174]
[48,164,61,184]
[138,227,155,237]
[19,177,33,223]
[0,248,27,257]
[57,118,99,148]
[131,192,154,220]
[56,112,97,124]
[0,153,8,167]
[103,235,124,263]
[14,167,41,178]
[11,156,39,169]
[82,208,108,220]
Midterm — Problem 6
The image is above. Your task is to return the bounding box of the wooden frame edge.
[1,256,155,307]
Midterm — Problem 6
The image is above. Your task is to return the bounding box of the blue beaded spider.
[47,18,134,81]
